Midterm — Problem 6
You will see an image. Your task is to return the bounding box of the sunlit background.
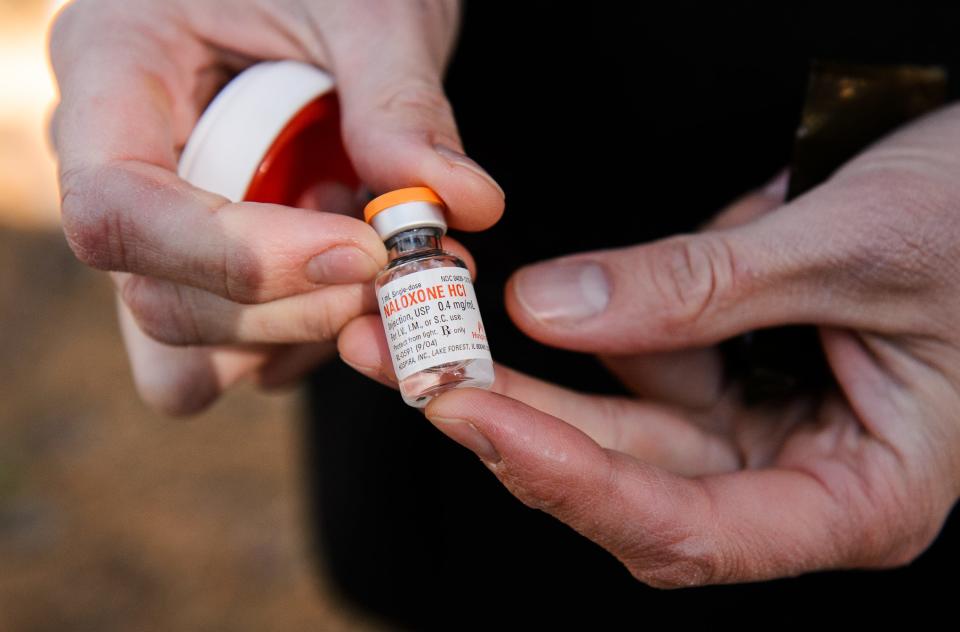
[0,0,64,228]
[0,2,375,629]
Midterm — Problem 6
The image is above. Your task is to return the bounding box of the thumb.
[326,3,504,231]
[504,178,895,354]
[424,388,883,587]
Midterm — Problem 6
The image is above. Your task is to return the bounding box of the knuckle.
[619,480,729,589]
[645,235,738,333]
[622,508,725,588]
[60,165,114,269]
[121,275,203,346]
[60,163,143,272]
[221,247,265,304]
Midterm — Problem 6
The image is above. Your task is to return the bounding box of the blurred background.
[0,1,377,628]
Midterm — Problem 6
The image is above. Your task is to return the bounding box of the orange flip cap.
[364,187,444,223]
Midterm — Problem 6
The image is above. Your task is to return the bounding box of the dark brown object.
[727,59,948,405]
[787,60,947,198]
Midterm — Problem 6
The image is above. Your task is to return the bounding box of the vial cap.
[364,187,447,241]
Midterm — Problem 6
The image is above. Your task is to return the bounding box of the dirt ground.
[0,226,383,630]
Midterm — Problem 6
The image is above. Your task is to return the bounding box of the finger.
[504,171,912,355]
[326,1,505,231]
[337,314,739,476]
[114,235,475,345]
[116,297,269,416]
[117,272,377,345]
[424,388,915,587]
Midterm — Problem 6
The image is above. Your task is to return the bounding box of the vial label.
[377,266,492,381]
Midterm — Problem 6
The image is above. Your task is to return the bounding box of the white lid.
[177,60,334,202]
[370,201,447,242]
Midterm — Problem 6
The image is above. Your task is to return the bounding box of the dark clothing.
[306,3,960,628]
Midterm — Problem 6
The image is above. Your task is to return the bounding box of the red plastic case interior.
[243,93,359,205]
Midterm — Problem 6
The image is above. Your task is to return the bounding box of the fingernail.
[514,261,610,323]
[306,246,380,284]
[434,144,505,198]
[427,416,501,464]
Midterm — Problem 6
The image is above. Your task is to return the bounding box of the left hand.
[338,102,960,588]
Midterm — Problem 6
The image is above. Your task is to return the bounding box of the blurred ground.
[1,1,383,628]
[0,226,381,630]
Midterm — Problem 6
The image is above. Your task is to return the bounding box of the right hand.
[49,0,504,415]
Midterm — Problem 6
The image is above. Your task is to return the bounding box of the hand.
[49,0,503,414]
[338,102,960,587]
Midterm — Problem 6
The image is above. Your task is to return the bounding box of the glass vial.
[365,187,494,407]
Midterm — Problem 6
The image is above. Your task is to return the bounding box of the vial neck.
[385,227,444,262]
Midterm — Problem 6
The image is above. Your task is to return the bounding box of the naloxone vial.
[365,187,494,407]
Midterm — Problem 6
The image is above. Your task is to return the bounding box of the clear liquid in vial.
[375,251,494,408]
